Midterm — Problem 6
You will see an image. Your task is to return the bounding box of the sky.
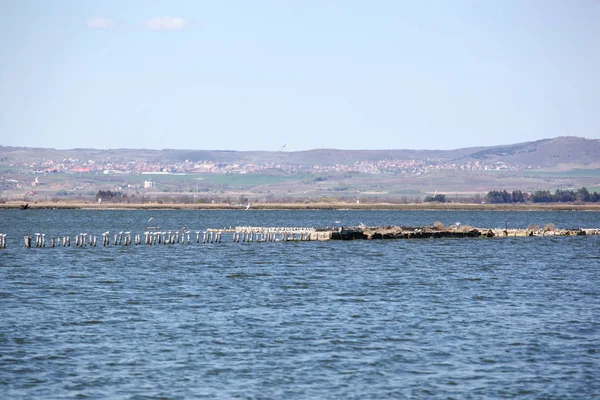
[0,0,599,151]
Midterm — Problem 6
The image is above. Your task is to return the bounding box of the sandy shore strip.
[1,201,600,211]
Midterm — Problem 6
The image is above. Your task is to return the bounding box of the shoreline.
[1,201,600,211]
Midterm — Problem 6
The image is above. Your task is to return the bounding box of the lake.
[1,210,599,399]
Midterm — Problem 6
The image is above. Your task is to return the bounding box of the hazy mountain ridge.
[1,136,598,168]
[463,137,600,167]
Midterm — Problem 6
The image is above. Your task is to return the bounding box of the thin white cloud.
[144,16,187,31]
[86,17,115,29]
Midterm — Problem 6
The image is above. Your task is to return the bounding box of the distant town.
[17,156,524,176]
[1,137,599,204]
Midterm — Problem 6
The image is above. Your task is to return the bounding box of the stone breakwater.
[328,226,598,240]
[3,225,598,249]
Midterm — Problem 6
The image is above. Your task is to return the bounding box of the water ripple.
[1,210,599,398]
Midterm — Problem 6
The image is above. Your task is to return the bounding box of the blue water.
[1,210,599,399]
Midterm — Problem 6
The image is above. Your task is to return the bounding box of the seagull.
[334,220,341,224]
[245,202,251,210]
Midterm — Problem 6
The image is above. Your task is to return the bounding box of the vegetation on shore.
[3,187,600,212]
[485,187,600,204]
[1,200,599,211]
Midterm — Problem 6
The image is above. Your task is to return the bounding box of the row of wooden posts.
[16,227,319,248]
[231,227,317,242]
[21,231,221,248]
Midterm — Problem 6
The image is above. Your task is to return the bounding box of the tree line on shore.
[422,188,600,204]
[13,188,598,206]
[484,188,600,204]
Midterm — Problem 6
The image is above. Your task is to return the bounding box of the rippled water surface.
[1,210,599,399]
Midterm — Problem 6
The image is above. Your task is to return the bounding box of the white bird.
[245,203,251,210]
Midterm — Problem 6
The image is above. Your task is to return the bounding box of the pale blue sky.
[1,0,599,151]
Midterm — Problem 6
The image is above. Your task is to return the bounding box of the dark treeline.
[96,190,127,203]
[424,194,447,203]
[486,187,600,204]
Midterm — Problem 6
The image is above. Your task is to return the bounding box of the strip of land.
[1,201,600,211]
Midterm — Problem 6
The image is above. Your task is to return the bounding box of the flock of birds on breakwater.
[2,226,321,249]
[0,216,324,249]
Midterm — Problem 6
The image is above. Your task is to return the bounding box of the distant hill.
[461,137,600,167]
[1,136,599,168]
